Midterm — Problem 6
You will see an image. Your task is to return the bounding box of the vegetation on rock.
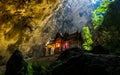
[92,0,120,54]
[82,26,93,51]
[92,0,114,30]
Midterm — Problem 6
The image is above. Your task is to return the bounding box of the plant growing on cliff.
[28,62,34,75]
[92,0,120,54]
[92,0,115,30]
[82,26,93,51]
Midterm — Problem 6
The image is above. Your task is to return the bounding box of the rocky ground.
[0,53,59,74]
[1,47,120,75]
[26,54,59,65]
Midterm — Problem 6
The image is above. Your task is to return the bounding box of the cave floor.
[0,54,59,72]
[26,54,59,65]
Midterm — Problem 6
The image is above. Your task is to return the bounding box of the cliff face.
[0,0,60,61]
[54,0,102,33]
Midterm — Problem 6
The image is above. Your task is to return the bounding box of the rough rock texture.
[0,0,60,61]
[54,0,102,33]
[51,47,120,75]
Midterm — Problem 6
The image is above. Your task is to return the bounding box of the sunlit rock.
[54,0,102,33]
[0,0,60,61]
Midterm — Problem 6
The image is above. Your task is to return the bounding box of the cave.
[0,0,120,75]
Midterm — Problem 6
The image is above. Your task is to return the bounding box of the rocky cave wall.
[0,0,60,61]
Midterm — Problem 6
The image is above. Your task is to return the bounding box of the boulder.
[5,50,28,75]
[51,48,120,75]
[56,47,84,62]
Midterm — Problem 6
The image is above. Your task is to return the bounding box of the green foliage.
[28,62,34,75]
[102,30,120,54]
[82,26,93,51]
[103,0,120,27]
[92,0,115,29]
[0,71,3,75]
[28,61,50,75]
[40,64,49,75]
[0,70,5,75]
[92,0,120,54]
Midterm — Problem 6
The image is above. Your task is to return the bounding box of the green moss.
[82,26,93,51]
[92,0,115,29]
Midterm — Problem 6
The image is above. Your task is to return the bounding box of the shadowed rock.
[5,50,28,75]
[91,45,109,54]
[51,48,120,75]
[56,47,84,62]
